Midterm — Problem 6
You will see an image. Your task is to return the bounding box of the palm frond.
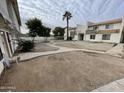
[63,11,72,20]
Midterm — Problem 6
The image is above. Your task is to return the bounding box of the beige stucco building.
[85,18,124,43]
[0,0,21,58]
[64,27,76,40]
[65,17,124,43]
[64,25,87,40]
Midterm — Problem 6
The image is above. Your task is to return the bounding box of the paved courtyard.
[55,41,114,52]
[0,51,124,92]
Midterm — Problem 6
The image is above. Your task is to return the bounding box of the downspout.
[119,17,124,43]
[67,17,69,40]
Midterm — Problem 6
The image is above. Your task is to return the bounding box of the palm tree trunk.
[67,18,69,40]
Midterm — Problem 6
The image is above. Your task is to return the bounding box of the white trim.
[0,29,9,33]
[0,59,4,76]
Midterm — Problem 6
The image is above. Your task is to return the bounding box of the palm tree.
[63,11,72,40]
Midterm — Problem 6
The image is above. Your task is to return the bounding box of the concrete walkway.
[12,43,124,62]
[12,43,105,62]
[92,78,124,92]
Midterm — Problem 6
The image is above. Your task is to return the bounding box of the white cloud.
[18,0,124,33]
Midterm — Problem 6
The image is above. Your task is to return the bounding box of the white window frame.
[0,47,3,61]
[105,24,113,29]
[102,34,111,40]
[90,35,96,40]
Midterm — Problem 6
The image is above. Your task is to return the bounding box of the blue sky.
[18,0,124,33]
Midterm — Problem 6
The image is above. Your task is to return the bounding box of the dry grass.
[32,43,59,52]
[0,51,124,92]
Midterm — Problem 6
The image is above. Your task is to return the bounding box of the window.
[90,35,95,39]
[70,31,76,38]
[102,34,111,40]
[94,26,98,30]
[88,27,94,30]
[105,24,113,29]
[0,47,3,61]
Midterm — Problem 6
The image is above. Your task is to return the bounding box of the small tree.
[25,18,42,42]
[25,18,51,42]
[42,26,51,42]
[53,27,65,37]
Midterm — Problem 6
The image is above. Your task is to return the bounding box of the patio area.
[0,51,124,92]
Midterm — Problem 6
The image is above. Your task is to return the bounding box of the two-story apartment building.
[85,18,124,43]
[0,0,21,59]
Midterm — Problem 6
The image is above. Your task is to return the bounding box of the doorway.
[79,34,84,40]
[0,31,9,57]
[121,32,124,43]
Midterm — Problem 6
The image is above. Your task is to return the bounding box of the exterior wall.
[64,28,76,40]
[113,23,122,29]
[0,0,11,22]
[73,35,78,40]
[76,25,87,41]
[98,23,121,30]
[64,29,67,40]
[64,25,87,41]
[7,0,20,31]
[85,19,124,43]
[7,0,20,53]
[98,25,105,30]
[85,34,102,42]
[76,25,87,33]
[0,0,21,58]
[85,33,121,43]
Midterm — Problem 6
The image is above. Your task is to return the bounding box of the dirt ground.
[32,43,59,52]
[55,41,114,52]
[0,51,124,92]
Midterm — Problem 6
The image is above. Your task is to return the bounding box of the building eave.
[11,0,21,26]
[88,18,122,27]
[86,29,120,34]
[0,13,13,31]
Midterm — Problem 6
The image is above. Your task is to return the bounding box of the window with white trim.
[102,34,111,40]
[105,24,113,29]
[0,47,3,61]
[90,35,96,39]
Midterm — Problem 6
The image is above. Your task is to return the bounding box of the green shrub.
[18,40,34,52]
